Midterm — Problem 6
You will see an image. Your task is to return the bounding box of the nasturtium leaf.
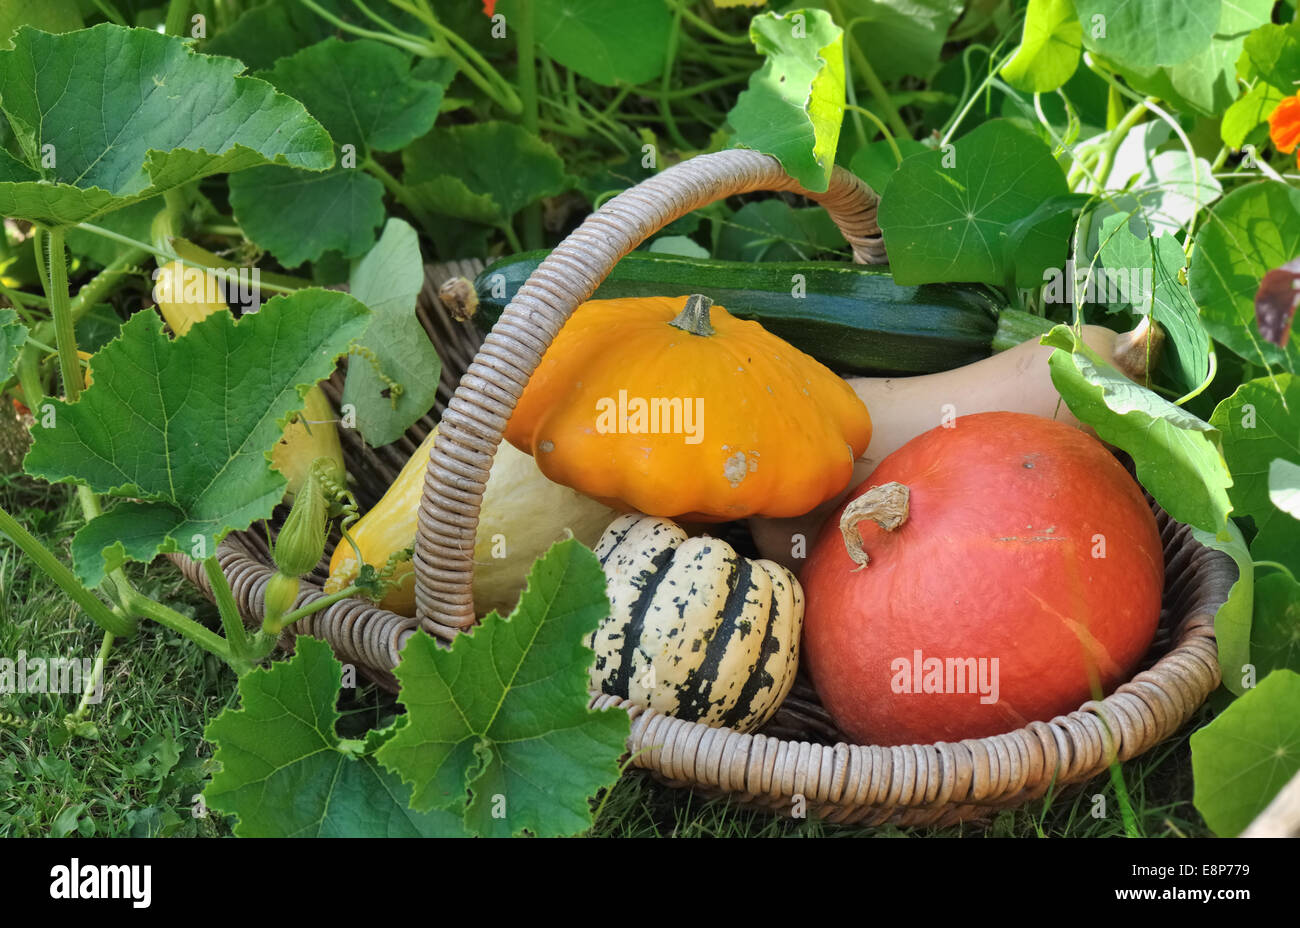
[201,0,336,71]
[1075,0,1219,70]
[0,0,81,47]
[878,120,1071,287]
[1043,325,1233,534]
[1252,572,1300,677]
[1190,519,1254,696]
[1162,0,1273,117]
[402,122,570,227]
[1000,0,1083,93]
[498,0,670,86]
[714,199,846,262]
[1190,183,1300,370]
[1270,458,1300,520]
[1210,375,1300,538]
[341,219,440,447]
[648,235,711,258]
[259,38,445,156]
[1251,517,1300,582]
[848,138,928,194]
[1191,668,1300,837]
[376,540,629,837]
[203,637,467,837]
[229,166,386,268]
[24,291,370,586]
[1221,82,1286,150]
[728,9,844,193]
[0,24,332,227]
[0,309,28,380]
[1124,151,1222,238]
[1096,216,1210,392]
[1241,20,1300,90]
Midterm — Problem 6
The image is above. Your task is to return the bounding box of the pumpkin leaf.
[1075,0,1219,70]
[375,540,628,837]
[1000,0,1083,94]
[1191,669,1300,837]
[0,24,331,227]
[203,636,468,837]
[1043,324,1232,535]
[727,8,845,193]
[878,119,1072,287]
[23,290,370,586]
[1190,182,1300,371]
[498,0,671,86]
[0,0,81,47]
[1190,519,1254,696]
[341,218,440,447]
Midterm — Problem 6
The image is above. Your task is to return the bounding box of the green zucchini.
[462,250,1052,376]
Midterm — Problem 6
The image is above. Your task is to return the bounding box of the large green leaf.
[402,122,570,226]
[848,138,929,194]
[1075,0,1220,70]
[0,24,332,227]
[1221,81,1286,149]
[791,0,964,82]
[1096,216,1210,393]
[1210,375,1300,539]
[376,540,629,837]
[228,166,386,268]
[23,291,370,586]
[1252,572,1300,678]
[1165,0,1273,117]
[878,119,1072,287]
[1000,0,1083,93]
[201,0,337,71]
[714,199,846,262]
[341,219,440,447]
[1191,669,1300,837]
[203,637,467,837]
[499,0,670,86]
[1190,183,1300,371]
[0,309,28,380]
[1043,325,1232,534]
[1271,458,1300,520]
[1241,19,1300,89]
[0,0,81,47]
[728,9,844,193]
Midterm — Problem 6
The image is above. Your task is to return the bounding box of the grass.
[0,473,1214,838]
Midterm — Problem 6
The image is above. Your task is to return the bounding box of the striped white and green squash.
[589,514,804,733]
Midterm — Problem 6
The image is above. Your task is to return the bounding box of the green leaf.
[1096,216,1210,393]
[797,0,964,82]
[0,24,332,227]
[403,122,570,226]
[1221,82,1286,150]
[728,9,845,193]
[23,291,370,586]
[0,0,81,47]
[878,119,1071,287]
[648,235,710,258]
[1162,0,1273,117]
[203,637,467,837]
[848,138,928,194]
[714,199,846,262]
[376,540,629,837]
[1043,325,1233,534]
[1210,375,1300,540]
[1190,182,1300,370]
[228,166,386,268]
[201,0,336,71]
[1270,458,1300,520]
[1000,0,1083,93]
[1241,20,1300,89]
[0,309,29,380]
[1075,0,1220,70]
[258,38,445,156]
[64,196,162,268]
[499,0,670,86]
[1191,668,1300,837]
[341,219,440,447]
[1190,520,1254,696]
[1252,572,1300,677]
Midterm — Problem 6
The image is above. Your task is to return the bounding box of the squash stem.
[668,294,716,336]
[839,481,910,569]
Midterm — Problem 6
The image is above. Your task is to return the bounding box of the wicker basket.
[175,150,1234,826]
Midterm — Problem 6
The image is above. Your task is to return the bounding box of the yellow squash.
[326,428,618,616]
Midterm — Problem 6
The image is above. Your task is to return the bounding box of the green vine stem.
[120,586,232,664]
[844,103,901,163]
[0,503,136,638]
[39,229,83,405]
[670,0,750,45]
[164,0,191,35]
[202,555,252,665]
[1091,98,1151,192]
[659,0,692,152]
[516,0,543,250]
[270,583,366,632]
[830,0,909,139]
[69,630,114,722]
[363,157,441,237]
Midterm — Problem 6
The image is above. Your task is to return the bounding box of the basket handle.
[412,149,886,633]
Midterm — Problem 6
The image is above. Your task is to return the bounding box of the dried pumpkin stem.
[1112,316,1165,386]
[839,481,911,569]
[668,294,716,337]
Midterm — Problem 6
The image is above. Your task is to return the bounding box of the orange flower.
[482,0,497,16]
[1269,94,1300,165]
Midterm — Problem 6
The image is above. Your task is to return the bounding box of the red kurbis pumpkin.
[800,411,1164,746]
